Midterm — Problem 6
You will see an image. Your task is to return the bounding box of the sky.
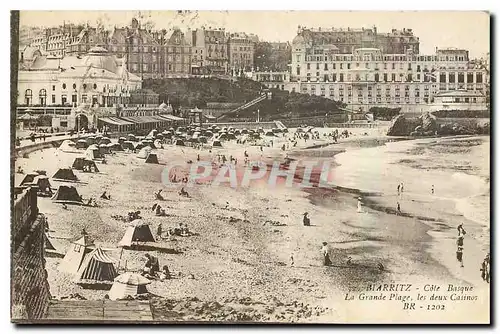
[19,11,490,58]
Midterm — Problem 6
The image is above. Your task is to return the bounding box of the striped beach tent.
[75,247,118,285]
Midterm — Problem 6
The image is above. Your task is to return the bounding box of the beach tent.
[19,172,39,186]
[118,137,127,144]
[44,232,56,251]
[108,272,151,301]
[99,144,110,155]
[72,157,99,172]
[212,140,222,147]
[85,137,96,146]
[109,143,124,152]
[226,133,237,140]
[122,141,135,151]
[265,131,276,137]
[146,130,158,139]
[134,142,145,151]
[76,139,88,149]
[137,146,152,159]
[198,136,208,144]
[143,140,156,149]
[241,129,249,134]
[118,220,155,247]
[145,153,159,164]
[127,134,137,142]
[59,140,78,153]
[58,233,95,274]
[51,185,83,205]
[32,175,52,192]
[85,146,103,160]
[174,139,185,146]
[75,247,118,285]
[52,168,79,181]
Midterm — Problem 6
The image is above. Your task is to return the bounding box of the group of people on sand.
[157,222,191,239]
[141,253,172,281]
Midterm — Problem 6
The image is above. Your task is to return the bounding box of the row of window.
[298,54,467,62]
[300,61,475,73]
[232,46,252,52]
[297,71,484,83]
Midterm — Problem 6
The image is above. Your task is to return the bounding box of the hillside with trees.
[143,77,346,120]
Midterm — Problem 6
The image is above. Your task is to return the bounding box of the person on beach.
[480,253,490,283]
[303,212,310,226]
[321,242,332,266]
[159,265,171,281]
[400,182,404,193]
[457,223,467,236]
[157,223,163,239]
[357,197,363,213]
[396,202,401,215]
[456,246,464,268]
[290,253,295,267]
[155,189,164,201]
[397,184,401,194]
[431,184,435,194]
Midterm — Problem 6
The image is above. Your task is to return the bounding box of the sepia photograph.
[10,10,490,324]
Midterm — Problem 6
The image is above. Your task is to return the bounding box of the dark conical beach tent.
[109,143,123,151]
[122,141,135,151]
[75,247,118,285]
[174,139,185,146]
[134,142,145,151]
[145,153,159,164]
[127,134,137,141]
[118,137,127,144]
[51,185,83,205]
[52,168,79,181]
[72,157,99,172]
[32,175,52,191]
[76,139,88,149]
[99,137,111,145]
[20,173,39,186]
[212,140,222,147]
[44,232,56,250]
[118,220,155,247]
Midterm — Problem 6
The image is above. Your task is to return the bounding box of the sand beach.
[14,127,490,323]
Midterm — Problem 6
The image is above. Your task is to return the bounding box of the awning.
[204,115,216,120]
[99,117,134,126]
[158,114,185,121]
[120,116,170,124]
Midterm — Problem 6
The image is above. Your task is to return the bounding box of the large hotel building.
[253,27,489,113]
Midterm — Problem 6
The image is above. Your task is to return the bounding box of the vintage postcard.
[11,10,490,324]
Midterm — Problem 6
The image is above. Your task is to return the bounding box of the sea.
[331,135,490,229]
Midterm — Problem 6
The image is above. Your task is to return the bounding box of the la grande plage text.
[344,284,478,310]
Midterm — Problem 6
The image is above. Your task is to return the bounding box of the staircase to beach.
[217,93,268,121]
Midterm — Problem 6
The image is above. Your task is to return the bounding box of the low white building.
[428,90,488,113]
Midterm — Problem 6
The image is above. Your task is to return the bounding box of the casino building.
[16,46,178,132]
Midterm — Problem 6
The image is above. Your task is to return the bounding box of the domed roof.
[81,47,118,74]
